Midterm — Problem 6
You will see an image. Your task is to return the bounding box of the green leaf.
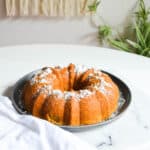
[135,24,146,47]
[140,47,150,56]
[148,51,150,57]
[126,39,142,50]
[97,0,150,57]
[140,0,146,12]
[88,0,100,12]
[98,25,112,38]
[144,24,150,44]
[148,37,150,47]
[109,39,131,52]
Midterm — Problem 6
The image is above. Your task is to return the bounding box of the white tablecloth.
[0,44,150,150]
[0,96,96,150]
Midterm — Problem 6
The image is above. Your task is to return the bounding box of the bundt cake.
[22,63,119,126]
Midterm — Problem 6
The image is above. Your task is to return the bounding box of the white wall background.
[0,0,149,47]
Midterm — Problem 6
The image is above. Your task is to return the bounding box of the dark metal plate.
[12,70,131,132]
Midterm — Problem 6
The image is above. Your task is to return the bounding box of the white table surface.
[0,44,150,150]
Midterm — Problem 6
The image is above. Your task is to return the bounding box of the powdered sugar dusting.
[52,90,63,98]
[64,90,93,100]
[44,85,52,91]
[28,64,113,101]
[98,77,112,95]
[77,90,93,99]
[40,89,94,101]
[30,67,52,85]
[39,85,52,94]
[64,92,76,100]
[94,69,102,76]
[75,64,88,74]
[87,70,113,95]
[39,79,47,83]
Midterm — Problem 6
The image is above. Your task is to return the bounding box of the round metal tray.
[12,70,131,132]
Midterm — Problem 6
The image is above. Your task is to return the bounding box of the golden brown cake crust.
[22,63,119,126]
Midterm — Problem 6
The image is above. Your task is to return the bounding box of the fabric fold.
[0,96,96,150]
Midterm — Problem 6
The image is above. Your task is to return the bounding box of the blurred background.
[0,0,149,47]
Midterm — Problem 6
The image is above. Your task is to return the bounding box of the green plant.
[88,0,100,13]
[98,0,150,57]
